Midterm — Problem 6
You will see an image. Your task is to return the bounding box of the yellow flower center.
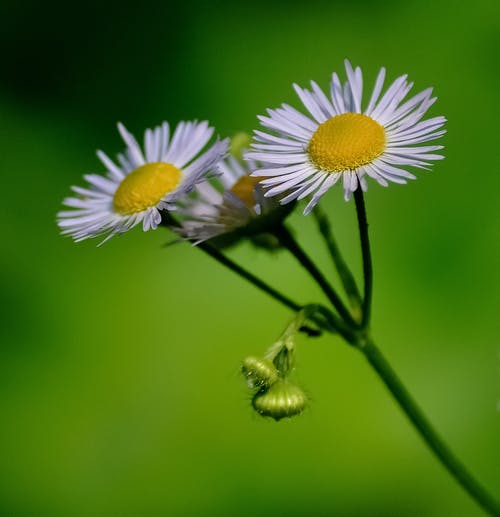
[113,162,182,215]
[230,175,263,209]
[308,113,386,172]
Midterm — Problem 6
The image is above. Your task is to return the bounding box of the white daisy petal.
[370,74,408,121]
[249,62,445,214]
[159,122,170,160]
[117,152,133,173]
[381,153,432,168]
[389,116,446,139]
[377,81,415,124]
[383,87,433,127]
[343,80,355,112]
[278,104,319,132]
[71,186,110,199]
[371,163,408,184]
[373,159,417,179]
[174,154,285,245]
[58,120,226,244]
[388,129,446,145]
[260,167,314,186]
[97,150,125,181]
[253,129,305,147]
[344,59,363,113]
[342,171,358,201]
[279,175,322,203]
[298,172,337,201]
[393,97,439,131]
[304,174,339,214]
[330,72,347,114]
[144,128,155,162]
[293,83,328,123]
[358,173,368,192]
[363,164,389,187]
[365,67,386,115]
[279,184,313,205]
[163,122,187,163]
[117,122,145,167]
[83,174,117,195]
[264,172,312,196]
[247,152,308,165]
[181,139,228,183]
[251,143,306,153]
[258,114,311,141]
[386,144,443,153]
[173,121,214,168]
[250,163,309,177]
[310,81,336,117]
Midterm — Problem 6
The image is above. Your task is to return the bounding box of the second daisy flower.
[246,60,446,214]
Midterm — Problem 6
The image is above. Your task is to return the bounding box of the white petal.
[97,150,125,180]
[293,83,327,123]
[365,67,386,115]
[330,73,347,114]
[117,122,145,167]
[303,174,338,214]
[344,59,363,113]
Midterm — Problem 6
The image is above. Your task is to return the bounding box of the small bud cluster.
[252,379,308,421]
[242,356,278,388]
[241,339,307,421]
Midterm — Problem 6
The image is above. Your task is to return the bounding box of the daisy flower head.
[246,60,447,214]
[175,152,293,250]
[57,121,228,244]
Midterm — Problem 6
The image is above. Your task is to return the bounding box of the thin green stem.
[197,243,341,336]
[312,205,362,315]
[361,339,500,517]
[160,212,338,334]
[279,304,329,341]
[198,242,300,312]
[273,224,357,331]
[161,212,298,311]
[353,189,373,329]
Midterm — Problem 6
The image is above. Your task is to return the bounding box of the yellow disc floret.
[113,162,182,215]
[230,175,263,209]
[308,113,385,172]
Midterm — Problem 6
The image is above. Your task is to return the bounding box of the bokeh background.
[1,0,499,515]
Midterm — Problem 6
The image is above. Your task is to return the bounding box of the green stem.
[273,224,357,331]
[160,212,339,334]
[279,304,327,341]
[361,340,500,517]
[312,205,362,315]
[161,212,299,312]
[196,243,341,336]
[197,242,300,312]
[353,189,373,329]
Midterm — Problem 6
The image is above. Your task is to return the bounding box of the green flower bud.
[230,132,251,160]
[242,356,279,389]
[252,380,307,421]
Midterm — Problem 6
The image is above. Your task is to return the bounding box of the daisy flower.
[57,121,228,243]
[175,154,292,249]
[246,60,446,214]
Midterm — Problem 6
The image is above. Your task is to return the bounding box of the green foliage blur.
[1,0,499,515]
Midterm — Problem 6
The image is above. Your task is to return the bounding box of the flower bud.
[242,356,279,389]
[230,132,251,160]
[252,380,307,421]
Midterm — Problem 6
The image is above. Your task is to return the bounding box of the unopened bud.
[252,380,307,421]
[230,132,251,160]
[242,356,279,389]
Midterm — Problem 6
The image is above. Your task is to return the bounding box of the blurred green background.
[1,0,499,515]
